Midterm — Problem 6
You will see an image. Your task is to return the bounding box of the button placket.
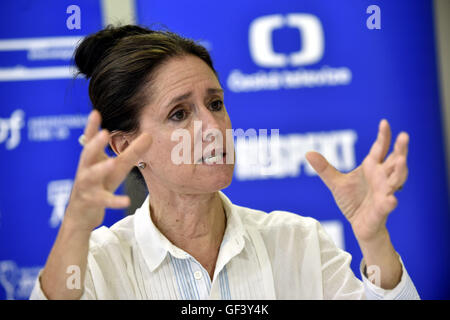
[189,260,210,299]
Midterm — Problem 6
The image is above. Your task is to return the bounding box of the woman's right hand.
[63,110,152,232]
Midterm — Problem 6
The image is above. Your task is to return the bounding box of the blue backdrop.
[0,0,449,299]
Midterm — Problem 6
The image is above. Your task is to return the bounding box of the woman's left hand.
[305,119,409,243]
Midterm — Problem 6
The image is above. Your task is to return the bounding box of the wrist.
[354,226,390,251]
[355,227,397,263]
[355,228,402,289]
[60,216,93,239]
[63,202,100,234]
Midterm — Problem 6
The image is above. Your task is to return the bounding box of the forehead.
[151,55,220,101]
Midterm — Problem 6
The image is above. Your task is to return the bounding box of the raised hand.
[305,119,409,243]
[64,110,152,232]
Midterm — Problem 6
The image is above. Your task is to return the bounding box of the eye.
[169,109,188,121]
[209,99,223,111]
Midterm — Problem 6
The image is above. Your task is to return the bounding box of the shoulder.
[232,202,323,240]
[88,214,136,255]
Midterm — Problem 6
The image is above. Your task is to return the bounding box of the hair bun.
[74,24,153,79]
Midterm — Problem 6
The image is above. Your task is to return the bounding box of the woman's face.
[137,55,234,195]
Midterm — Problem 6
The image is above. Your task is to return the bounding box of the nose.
[195,104,222,142]
[201,104,221,133]
[192,104,224,163]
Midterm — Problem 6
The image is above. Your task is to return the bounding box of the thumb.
[305,151,341,191]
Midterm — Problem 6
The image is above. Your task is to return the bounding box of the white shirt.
[30,191,420,300]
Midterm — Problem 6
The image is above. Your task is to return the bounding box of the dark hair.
[74,24,218,190]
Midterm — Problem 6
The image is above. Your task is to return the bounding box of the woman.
[30,25,419,299]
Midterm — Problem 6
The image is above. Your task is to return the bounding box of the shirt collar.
[134,191,248,273]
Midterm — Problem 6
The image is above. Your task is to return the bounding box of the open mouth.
[200,152,227,165]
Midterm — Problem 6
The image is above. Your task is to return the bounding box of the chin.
[194,164,234,193]
[208,170,234,191]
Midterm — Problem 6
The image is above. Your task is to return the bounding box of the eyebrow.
[165,88,224,109]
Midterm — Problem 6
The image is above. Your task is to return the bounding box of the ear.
[109,131,130,156]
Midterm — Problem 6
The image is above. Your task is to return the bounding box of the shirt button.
[194,271,202,280]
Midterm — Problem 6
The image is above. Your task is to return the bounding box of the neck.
[147,186,226,277]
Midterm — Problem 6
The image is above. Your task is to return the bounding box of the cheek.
[148,136,177,165]
[147,133,195,174]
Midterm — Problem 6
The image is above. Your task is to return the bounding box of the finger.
[79,158,115,184]
[380,194,398,215]
[382,131,409,175]
[91,189,131,209]
[368,119,392,163]
[305,151,342,192]
[105,132,153,190]
[383,153,396,176]
[387,156,408,193]
[393,132,409,158]
[83,110,102,141]
[79,129,110,168]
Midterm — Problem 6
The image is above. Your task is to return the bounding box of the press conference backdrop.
[0,0,449,300]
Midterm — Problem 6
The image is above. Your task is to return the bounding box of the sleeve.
[29,263,98,300]
[29,226,137,300]
[28,269,48,300]
[317,220,420,300]
[360,256,420,300]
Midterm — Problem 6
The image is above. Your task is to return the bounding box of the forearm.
[355,227,402,290]
[40,219,91,299]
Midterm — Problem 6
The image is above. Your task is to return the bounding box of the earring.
[138,162,146,169]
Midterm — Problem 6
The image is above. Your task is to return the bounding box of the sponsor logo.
[0,36,82,81]
[227,66,352,92]
[249,13,324,68]
[235,129,357,180]
[47,179,73,228]
[1,110,88,150]
[28,114,88,142]
[227,13,353,92]
[0,260,41,300]
[0,109,25,150]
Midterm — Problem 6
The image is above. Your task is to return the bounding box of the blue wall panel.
[0,0,448,299]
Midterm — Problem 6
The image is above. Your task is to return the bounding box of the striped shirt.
[30,191,420,300]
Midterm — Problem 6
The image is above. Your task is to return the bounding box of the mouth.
[198,152,227,165]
